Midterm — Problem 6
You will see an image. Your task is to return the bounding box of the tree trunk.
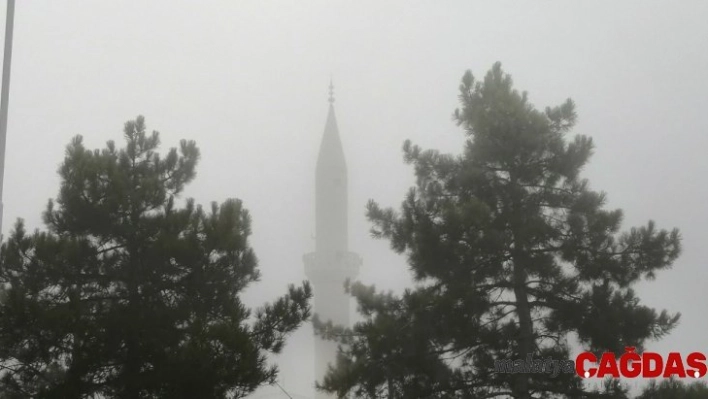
[510,173,534,399]
[512,261,534,399]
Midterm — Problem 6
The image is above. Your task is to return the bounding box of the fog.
[1,1,706,397]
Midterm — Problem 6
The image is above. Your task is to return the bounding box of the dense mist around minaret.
[2,3,707,398]
[304,83,361,399]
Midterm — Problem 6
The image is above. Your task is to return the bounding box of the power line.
[274,381,294,399]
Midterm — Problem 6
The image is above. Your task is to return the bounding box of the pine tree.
[316,63,681,398]
[0,116,311,398]
[637,379,708,399]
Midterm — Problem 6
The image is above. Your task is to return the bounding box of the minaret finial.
[328,77,334,104]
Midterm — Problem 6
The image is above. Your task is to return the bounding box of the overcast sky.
[1,1,707,397]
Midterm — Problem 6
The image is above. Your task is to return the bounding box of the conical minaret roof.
[316,81,346,176]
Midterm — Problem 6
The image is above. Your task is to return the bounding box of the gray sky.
[2,1,707,396]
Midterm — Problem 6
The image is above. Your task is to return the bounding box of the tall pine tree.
[0,116,311,398]
[316,63,681,398]
[638,379,708,399]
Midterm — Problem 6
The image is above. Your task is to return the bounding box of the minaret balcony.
[303,250,361,283]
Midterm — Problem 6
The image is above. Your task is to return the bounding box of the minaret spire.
[328,78,334,104]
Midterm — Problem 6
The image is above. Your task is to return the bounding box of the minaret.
[304,82,361,399]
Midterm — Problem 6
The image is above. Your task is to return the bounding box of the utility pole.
[0,0,15,247]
